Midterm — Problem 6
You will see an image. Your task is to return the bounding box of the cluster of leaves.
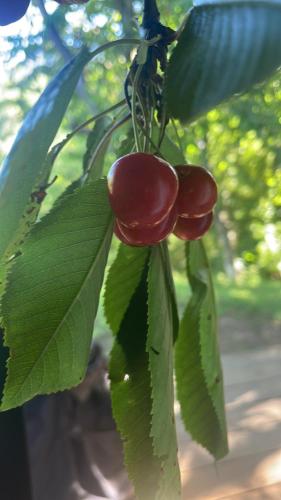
[1,0,281,497]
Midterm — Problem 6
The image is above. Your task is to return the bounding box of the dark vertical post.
[0,330,33,500]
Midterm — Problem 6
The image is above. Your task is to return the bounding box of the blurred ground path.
[178,346,281,499]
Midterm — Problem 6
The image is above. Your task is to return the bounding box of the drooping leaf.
[147,246,181,499]
[166,1,281,122]
[109,263,163,500]
[104,244,149,334]
[160,242,179,342]
[0,47,91,262]
[83,116,112,181]
[1,179,113,410]
[175,240,228,459]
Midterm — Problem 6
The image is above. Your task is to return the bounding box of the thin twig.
[49,99,127,163]
[85,114,131,176]
[142,0,160,28]
[171,118,185,158]
[132,65,143,152]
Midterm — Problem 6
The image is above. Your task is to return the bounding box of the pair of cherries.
[107,152,217,247]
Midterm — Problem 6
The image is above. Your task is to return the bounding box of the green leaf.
[104,244,149,334]
[160,134,186,166]
[175,240,228,459]
[160,242,179,342]
[147,246,181,499]
[1,179,113,410]
[0,47,91,262]
[166,1,281,122]
[151,127,185,166]
[109,264,163,500]
[83,116,112,182]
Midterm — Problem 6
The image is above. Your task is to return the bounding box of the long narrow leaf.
[109,264,163,500]
[175,241,228,459]
[147,246,181,499]
[104,244,149,334]
[1,179,113,410]
[0,47,91,262]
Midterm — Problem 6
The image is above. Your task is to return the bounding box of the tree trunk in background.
[214,211,236,280]
[37,0,96,112]
[116,0,135,38]
[0,331,33,500]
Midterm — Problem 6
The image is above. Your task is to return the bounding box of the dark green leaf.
[0,47,91,262]
[160,242,179,342]
[104,244,149,334]
[166,1,281,122]
[109,264,163,500]
[147,246,181,499]
[175,240,228,459]
[1,179,113,410]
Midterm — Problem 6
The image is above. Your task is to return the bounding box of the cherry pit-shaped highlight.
[107,152,218,247]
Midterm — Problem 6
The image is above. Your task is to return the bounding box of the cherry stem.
[132,65,143,152]
[65,100,126,140]
[89,36,160,58]
[48,99,127,164]
[89,38,141,57]
[171,118,185,157]
[85,114,131,176]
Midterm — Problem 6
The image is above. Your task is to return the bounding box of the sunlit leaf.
[109,264,163,500]
[1,179,113,410]
[104,244,149,334]
[0,47,91,262]
[147,246,181,499]
[175,241,228,459]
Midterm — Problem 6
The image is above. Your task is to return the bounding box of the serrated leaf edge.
[1,189,113,409]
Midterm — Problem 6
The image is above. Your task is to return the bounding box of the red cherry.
[114,205,178,247]
[0,0,30,26]
[108,152,178,228]
[175,165,217,218]
[173,212,213,241]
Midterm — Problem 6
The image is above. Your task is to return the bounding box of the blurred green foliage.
[0,0,280,281]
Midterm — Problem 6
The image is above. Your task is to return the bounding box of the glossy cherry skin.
[175,165,217,218]
[0,0,30,26]
[114,205,178,247]
[108,153,178,228]
[173,211,213,241]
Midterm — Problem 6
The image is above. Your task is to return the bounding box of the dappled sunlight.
[255,450,281,485]
[177,346,281,498]
[227,389,258,409]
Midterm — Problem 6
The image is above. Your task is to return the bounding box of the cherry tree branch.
[142,0,160,29]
